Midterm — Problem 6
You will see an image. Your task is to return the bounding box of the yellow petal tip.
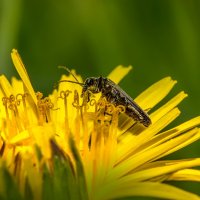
[107,65,133,84]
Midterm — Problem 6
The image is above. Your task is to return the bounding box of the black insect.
[58,67,151,127]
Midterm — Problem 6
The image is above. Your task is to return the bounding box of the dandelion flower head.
[0,49,200,200]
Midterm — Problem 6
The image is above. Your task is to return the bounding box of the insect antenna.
[58,80,84,85]
[54,66,84,88]
[58,66,80,83]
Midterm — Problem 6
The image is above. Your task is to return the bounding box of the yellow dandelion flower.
[0,49,200,200]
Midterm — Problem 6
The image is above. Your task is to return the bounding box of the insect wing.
[107,79,151,125]
[106,78,140,107]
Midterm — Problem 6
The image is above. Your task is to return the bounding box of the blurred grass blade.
[0,165,23,200]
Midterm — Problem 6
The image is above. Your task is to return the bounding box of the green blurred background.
[0,0,200,195]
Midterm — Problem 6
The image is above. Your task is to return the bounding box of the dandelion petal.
[107,65,132,83]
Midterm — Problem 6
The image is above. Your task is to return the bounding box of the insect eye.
[88,79,94,85]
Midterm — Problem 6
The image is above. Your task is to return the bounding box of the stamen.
[90,99,98,115]
[105,103,115,115]
[72,90,80,109]
[8,94,23,132]
[80,92,90,153]
[112,105,126,126]
[72,90,81,147]
[36,92,55,124]
[16,93,30,128]
[2,97,9,120]
[58,90,72,134]
[36,92,45,125]
[44,97,54,122]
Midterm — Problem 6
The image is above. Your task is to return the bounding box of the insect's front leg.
[82,90,94,103]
